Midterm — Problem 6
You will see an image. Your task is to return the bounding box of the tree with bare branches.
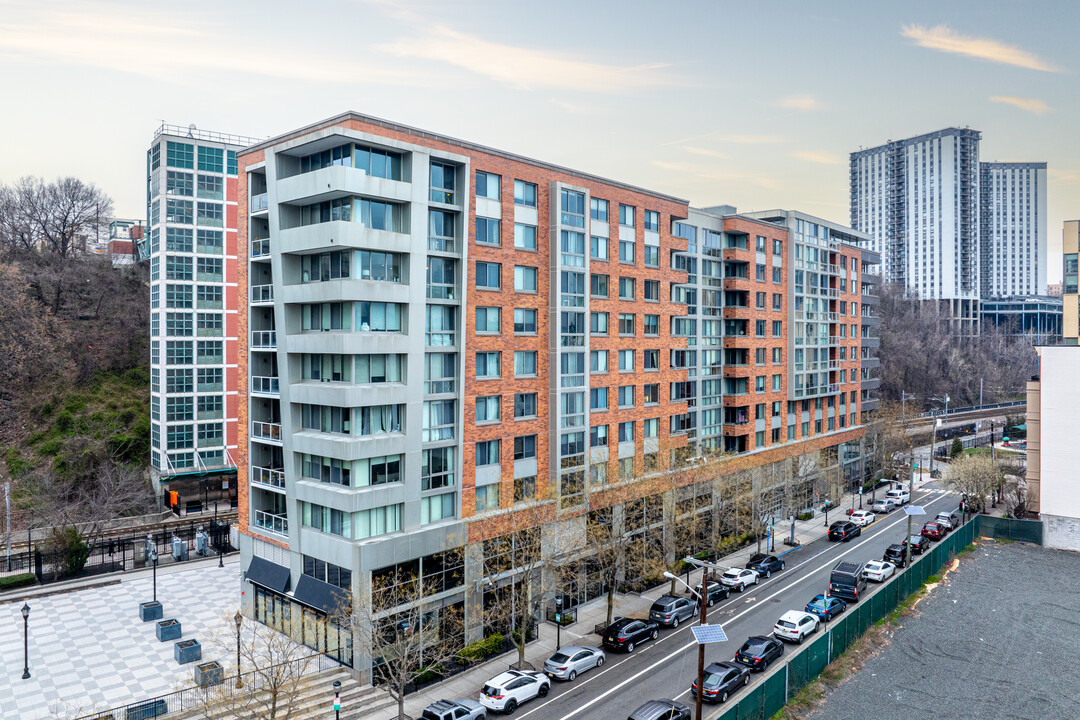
[0,176,114,259]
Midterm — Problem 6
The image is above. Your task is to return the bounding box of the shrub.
[457,633,504,664]
[44,526,91,577]
[413,664,444,684]
[796,511,815,521]
[950,438,963,458]
[0,573,36,591]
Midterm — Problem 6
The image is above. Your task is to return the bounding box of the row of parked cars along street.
[425,505,960,720]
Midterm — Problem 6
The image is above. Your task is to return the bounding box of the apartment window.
[166,397,193,422]
[166,141,194,169]
[514,266,538,292]
[773,239,782,256]
[756,376,766,392]
[514,180,537,207]
[643,383,659,404]
[166,199,193,224]
[643,245,659,268]
[619,241,635,264]
[514,223,537,250]
[166,227,193,252]
[756,264,766,281]
[643,349,659,371]
[514,308,536,334]
[619,277,635,300]
[166,369,192,394]
[514,434,537,460]
[476,217,500,246]
[643,315,659,335]
[619,204,635,227]
[590,387,608,411]
[756,292,767,309]
[476,171,500,200]
[476,352,500,378]
[618,385,634,408]
[590,424,609,447]
[643,417,659,438]
[618,349,635,372]
[618,313,635,335]
[773,320,782,337]
[422,400,456,442]
[356,302,402,332]
[356,249,404,282]
[590,349,608,373]
[514,476,537,502]
[773,293,782,310]
[590,197,609,222]
[772,347,782,364]
[476,261,500,290]
[476,439,500,466]
[429,161,456,203]
[773,267,782,283]
[475,484,500,513]
[475,395,500,423]
[773,374,782,391]
[756,348,766,365]
[166,170,193,197]
[197,146,223,173]
[355,354,403,383]
[591,273,609,297]
[590,311,608,335]
[756,319,766,337]
[591,235,608,261]
[475,307,500,334]
[756,236,766,252]
[618,421,635,442]
[560,189,585,228]
[421,494,455,525]
[166,285,193,309]
[644,279,659,301]
[643,210,659,232]
[560,230,585,267]
[165,312,193,337]
[514,351,537,377]
[196,257,222,281]
[514,392,537,418]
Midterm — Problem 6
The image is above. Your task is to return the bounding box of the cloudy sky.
[1,0,1076,280]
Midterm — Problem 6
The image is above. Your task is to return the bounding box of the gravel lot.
[807,539,1080,720]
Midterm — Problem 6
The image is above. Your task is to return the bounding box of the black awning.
[246,556,291,593]
[292,574,350,615]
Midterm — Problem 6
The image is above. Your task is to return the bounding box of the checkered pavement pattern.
[0,558,243,719]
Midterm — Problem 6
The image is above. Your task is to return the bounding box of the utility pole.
[979,378,983,409]
[928,414,937,478]
[901,390,906,421]
[4,481,10,572]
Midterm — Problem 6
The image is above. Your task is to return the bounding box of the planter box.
[139,601,163,622]
[174,639,201,665]
[194,660,224,687]
[156,619,182,642]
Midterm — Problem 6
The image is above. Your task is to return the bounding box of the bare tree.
[863,403,910,500]
[0,176,114,259]
[480,517,546,669]
[946,454,1002,513]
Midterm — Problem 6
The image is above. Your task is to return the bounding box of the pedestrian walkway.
[0,555,243,719]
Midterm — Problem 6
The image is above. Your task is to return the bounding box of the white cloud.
[775,94,821,110]
[792,150,844,165]
[989,96,1051,114]
[681,146,728,159]
[376,26,671,92]
[901,24,1062,72]
[651,160,779,189]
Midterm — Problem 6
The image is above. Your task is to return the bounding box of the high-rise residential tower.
[235,112,878,671]
[979,162,1047,298]
[146,124,261,510]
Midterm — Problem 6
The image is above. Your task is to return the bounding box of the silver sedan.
[543,645,605,681]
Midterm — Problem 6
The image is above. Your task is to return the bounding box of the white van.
[885,488,910,505]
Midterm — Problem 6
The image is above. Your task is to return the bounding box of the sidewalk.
[360,480,933,720]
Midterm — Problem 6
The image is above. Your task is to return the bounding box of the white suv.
[885,488,910,506]
[849,510,875,527]
[480,670,549,714]
[719,567,758,592]
[773,610,819,643]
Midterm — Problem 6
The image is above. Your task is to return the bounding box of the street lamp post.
[21,602,30,679]
[332,679,342,720]
[149,549,159,603]
[234,610,244,688]
[664,568,708,720]
[554,597,563,651]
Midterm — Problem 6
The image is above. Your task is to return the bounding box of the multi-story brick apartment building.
[146,124,259,510]
[234,112,879,670]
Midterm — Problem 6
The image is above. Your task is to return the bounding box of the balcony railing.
[251,284,274,304]
[251,466,286,489]
[251,193,269,212]
[251,376,280,394]
[253,509,288,536]
[251,330,277,349]
[252,421,282,443]
[251,238,271,258]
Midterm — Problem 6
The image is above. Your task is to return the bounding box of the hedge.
[0,573,36,591]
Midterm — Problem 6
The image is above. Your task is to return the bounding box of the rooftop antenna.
[188,123,196,138]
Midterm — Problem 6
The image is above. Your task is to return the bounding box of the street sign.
[333,696,340,711]
[554,614,561,623]
[914,462,919,469]
[904,505,926,516]
[691,624,728,644]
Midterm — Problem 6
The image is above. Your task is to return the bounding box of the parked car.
[627,699,691,720]
[936,511,959,530]
[691,661,750,703]
[849,510,876,527]
[921,522,945,541]
[829,561,867,602]
[883,544,907,567]
[862,560,895,583]
[422,699,486,720]
[772,610,819,643]
[734,635,785,672]
[871,498,896,514]
[828,520,861,542]
[479,670,549,714]
[903,535,931,555]
[696,580,730,607]
[602,617,659,653]
[650,595,697,628]
[885,488,910,505]
[719,567,759,592]
[745,553,785,578]
[805,594,846,621]
[543,646,604,681]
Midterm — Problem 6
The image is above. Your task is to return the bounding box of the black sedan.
[883,544,907,567]
[828,520,861,542]
[691,661,750,703]
[734,635,784,672]
[601,617,659,653]
[745,553,785,578]
[695,580,730,607]
[902,535,931,555]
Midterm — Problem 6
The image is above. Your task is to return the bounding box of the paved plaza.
[0,556,243,719]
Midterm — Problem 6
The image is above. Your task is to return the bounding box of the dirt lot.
[805,539,1080,720]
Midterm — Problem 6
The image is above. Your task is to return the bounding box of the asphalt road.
[498,485,962,720]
